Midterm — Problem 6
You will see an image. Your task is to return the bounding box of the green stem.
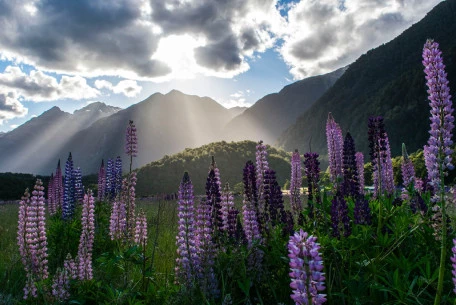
[434,171,447,305]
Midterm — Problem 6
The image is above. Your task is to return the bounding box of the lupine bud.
[125,120,138,157]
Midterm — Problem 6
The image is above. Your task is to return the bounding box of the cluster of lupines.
[77,191,95,280]
[368,116,395,197]
[52,254,77,302]
[290,150,302,217]
[304,152,321,218]
[256,140,269,216]
[17,180,49,299]
[326,113,343,184]
[194,197,218,297]
[342,132,359,197]
[355,152,365,194]
[97,160,106,201]
[134,209,147,246]
[288,229,326,305]
[63,153,76,220]
[330,192,351,238]
[175,172,197,289]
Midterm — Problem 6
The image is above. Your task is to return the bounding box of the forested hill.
[135,140,291,196]
[279,0,456,159]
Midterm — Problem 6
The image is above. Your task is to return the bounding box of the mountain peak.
[74,102,121,114]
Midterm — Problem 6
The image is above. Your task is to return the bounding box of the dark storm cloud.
[0,0,170,78]
[195,36,243,70]
[290,31,337,60]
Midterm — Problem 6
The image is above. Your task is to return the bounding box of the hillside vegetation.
[135,140,292,195]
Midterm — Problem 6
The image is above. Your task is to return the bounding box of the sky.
[0,0,444,132]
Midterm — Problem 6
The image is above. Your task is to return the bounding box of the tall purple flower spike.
[342,132,359,197]
[78,190,95,280]
[175,172,197,289]
[48,173,56,215]
[256,140,269,216]
[326,113,343,184]
[97,159,106,201]
[62,153,75,220]
[54,159,63,211]
[355,152,364,194]
[74,167,83,203]
[422,39,454,194]
[288,229,326,305]
[135,209,147,246]
[290,149,302,217]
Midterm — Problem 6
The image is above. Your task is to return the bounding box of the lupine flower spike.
[63,153,75,219]
[97,159,106,201]
[355,152,365,194]
[326,113,343,185]
[135,209,147,246]
[288,229,326,305]
[290,149,302,218]
[422,39,454,305]
[78,190,95,280]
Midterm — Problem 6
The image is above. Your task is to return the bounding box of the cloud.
[279,0,443,78]
[0,0,170,79]
[221,90,252,108]
[0,92,28,124]
[0,66,99,101]
[95,79,142,97]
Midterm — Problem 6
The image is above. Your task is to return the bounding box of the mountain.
[223,67,346,144]
[135,140,291,196]
[227,106,247,117]
[49,90,242,175]
[278,0,456,161]
[0,102,120,174]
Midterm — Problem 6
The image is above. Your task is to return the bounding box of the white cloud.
[221,89,252,108]
[10,124,19,129]
[279,0,443,78]
[0,66,99,101]
[95,79,142,97]
[0,92,28,124]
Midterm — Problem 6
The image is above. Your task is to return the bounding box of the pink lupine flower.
[77,191,95,280]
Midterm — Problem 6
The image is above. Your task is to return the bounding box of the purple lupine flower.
[415,178,424,194]
[221,183,234,232]
[290,149,302,217]
[451,239,456,294]
[326,113,343,184]
[422,39,454,197]
[175,172,197,288]
[74,167,83,203]
[330,192,351,238]
[354,195,371,225]
[256,140,269,217]
[77,190,95,280]
[381,134,395,196]
[18,180,49,299]
[63,153,75,220]
[52,254,77,302]
[125,120,138,158]
[105,158,113,200]
[304,152,321,217]
[115,156,122,197]
[227,207,239,240]
[263,169,286,227]
[194,197,218,297]
[368,116,393,197]
[355,152,365,194]
[126,172,137,241]
[206,157,223,236]
[17,189,30,272]
[401,144,416,188]
[48,173,56,215]
[109,192,127,241]
[54,159,63,211]
[342,132,360,197]
[97,159,106,201]
[135,209,147,246]
[288,229,326,305]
